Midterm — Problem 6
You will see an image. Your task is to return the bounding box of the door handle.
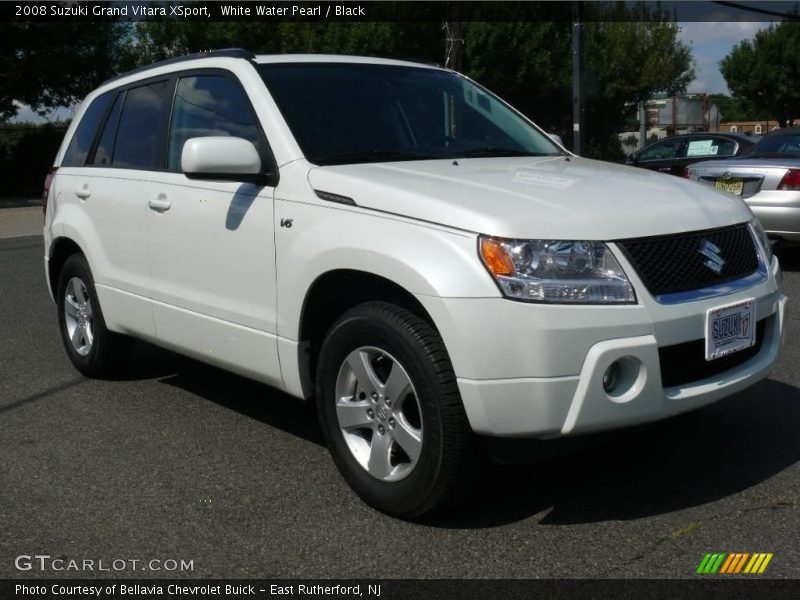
[148,195,171,212]
[658,167,672,172]
[75,186,91,200]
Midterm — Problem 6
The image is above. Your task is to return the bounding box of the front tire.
[56,254,131,377]
[316,301,478,518]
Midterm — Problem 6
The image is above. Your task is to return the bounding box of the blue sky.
[678,21,771,94]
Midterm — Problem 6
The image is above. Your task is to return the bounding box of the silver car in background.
[687,126,800,245]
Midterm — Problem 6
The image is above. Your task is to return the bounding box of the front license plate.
[705,298,756,361]
[715,178,744,195]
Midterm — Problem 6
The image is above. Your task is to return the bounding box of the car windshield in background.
[258,62,563,165]
[747,132,800,158]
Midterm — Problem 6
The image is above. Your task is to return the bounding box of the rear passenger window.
[62,92,112,167]
[168,75,261,170]
[92,92,124,166]
[685,138,736,158]
[113,80,171,170]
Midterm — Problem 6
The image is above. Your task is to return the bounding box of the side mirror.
[182,137,262,181]
[628,153,638,164]
[548,133,564,147]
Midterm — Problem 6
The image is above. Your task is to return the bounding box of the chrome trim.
[654,226,768,305]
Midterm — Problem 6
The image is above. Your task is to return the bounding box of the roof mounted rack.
[102,48,256,85]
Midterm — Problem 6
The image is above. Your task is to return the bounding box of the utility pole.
[571,2,584,155]
[639,102,647,150]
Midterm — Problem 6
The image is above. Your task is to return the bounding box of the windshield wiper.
[455,147,555,158]
[313,149,439,166]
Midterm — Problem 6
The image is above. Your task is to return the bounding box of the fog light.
[603,361,622,393]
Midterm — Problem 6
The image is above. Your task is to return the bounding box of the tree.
[0,19,129,121]
[720,22,800,127]
[708,94,751,122]
[466,10,693,159]
[132,21,442,67]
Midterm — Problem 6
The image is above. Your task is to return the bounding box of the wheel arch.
[296,269,439,392]
[48,236,87,300]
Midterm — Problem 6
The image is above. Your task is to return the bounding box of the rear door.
[634,136,686,174]
[144,70,282,387]
[59,81,174,339]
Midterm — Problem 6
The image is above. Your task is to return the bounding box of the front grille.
[658,318,766,388]
[616,224,759,297]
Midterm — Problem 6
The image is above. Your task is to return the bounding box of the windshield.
[258,62,563,165]
[747,131,800,158]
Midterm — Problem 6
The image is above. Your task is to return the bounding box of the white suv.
[44,50,786,517]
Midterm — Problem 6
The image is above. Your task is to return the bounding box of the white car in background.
[43,50,786,518]
[687,126,800,245]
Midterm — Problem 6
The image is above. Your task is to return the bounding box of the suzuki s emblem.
[699,239,725,274]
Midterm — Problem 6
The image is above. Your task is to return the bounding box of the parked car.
[624,132,758,176]
[44,50,785,518]
[686,127,800,245]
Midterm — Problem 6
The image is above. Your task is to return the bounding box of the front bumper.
[417,256,786,438]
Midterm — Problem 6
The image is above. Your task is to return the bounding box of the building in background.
[646,93,720,133]
[711,120,783,135]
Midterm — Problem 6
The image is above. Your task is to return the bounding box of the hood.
[307,156,753,240]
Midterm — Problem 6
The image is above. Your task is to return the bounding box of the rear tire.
[56,254,131,377]
[316,301,480,518]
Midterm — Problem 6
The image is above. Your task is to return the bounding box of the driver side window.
[637,137,683,162]
[168,74,262,171]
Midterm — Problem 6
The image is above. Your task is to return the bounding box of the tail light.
[778,169,800,191]
[43,166,58,216]
[681,167,690,178]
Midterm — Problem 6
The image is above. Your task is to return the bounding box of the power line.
[711,1,800,20]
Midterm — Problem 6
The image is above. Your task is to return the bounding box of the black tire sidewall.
[56,254,114,375]
[317,305,453,516]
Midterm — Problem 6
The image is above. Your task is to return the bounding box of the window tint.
[113,80,171,170]
[62,92,112,167]
[258,63,562,165]
[168,75,261,170]
[637,137,684,161]
[92,91,124,166]
[750,133,800,158]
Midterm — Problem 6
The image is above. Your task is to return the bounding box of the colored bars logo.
[697,552,773,574]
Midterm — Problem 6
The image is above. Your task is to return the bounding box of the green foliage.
[720,22,800,127]
[132,22,442,65]
[0,123,68,196]
[622,134,638,148]
[2,9,693,162]
[0,20,128,120]
[466,15,692,158]
[708,94,767,121]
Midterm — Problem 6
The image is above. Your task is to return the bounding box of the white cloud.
[678,21,772,94]
[679,20,770,47]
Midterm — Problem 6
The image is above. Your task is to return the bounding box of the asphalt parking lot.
[1,210,799,579]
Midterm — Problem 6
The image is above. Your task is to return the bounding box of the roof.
[103,48,441,86]
[762,125,800,137]
[254,54,441,69]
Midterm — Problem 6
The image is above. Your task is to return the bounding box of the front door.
[144,71,282,387]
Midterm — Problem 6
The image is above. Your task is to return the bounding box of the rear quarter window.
[61,92,113,167]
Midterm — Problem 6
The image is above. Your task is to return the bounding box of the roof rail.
[395,57,441,68]
[102,48,256,85]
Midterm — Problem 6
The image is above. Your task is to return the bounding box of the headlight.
[750,219,773,264]
[479,237,636,303]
